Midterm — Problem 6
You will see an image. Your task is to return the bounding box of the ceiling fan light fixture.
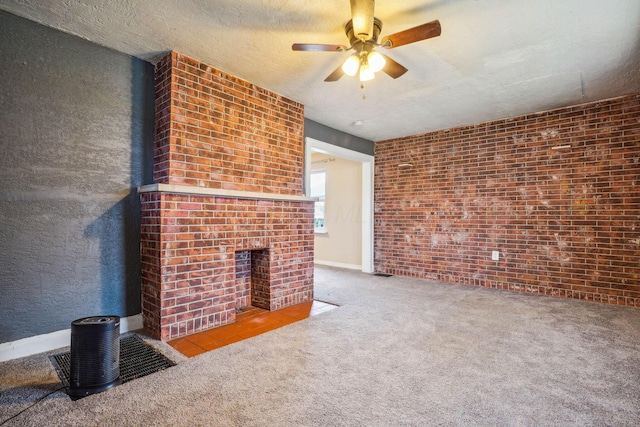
[342,55,360,76]
[293,2,442,84]
[367,51,386,72]
[359,63,375,82]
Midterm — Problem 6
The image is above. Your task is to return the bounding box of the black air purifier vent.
[68,315,121,398]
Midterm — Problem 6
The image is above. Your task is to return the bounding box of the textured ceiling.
[2,0,639,141]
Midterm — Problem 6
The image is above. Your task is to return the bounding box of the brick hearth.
[140,52,314,341]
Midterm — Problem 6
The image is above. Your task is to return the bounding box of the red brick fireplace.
[139,52,315,341]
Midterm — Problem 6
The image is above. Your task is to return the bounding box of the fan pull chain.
[361,83,366,100]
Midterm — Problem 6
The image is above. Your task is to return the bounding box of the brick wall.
[141,193,313,340]
[141,52,314,340]
[153,51,304,194]
[375,94,640,307]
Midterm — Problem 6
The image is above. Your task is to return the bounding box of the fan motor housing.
[69,315,121,398]
[345,17,383,46]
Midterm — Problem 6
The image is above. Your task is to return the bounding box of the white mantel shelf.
[138,184,317,203]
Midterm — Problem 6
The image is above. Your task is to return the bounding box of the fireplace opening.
[235,248,271,312]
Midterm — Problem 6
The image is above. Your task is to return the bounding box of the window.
[310,170,326,232]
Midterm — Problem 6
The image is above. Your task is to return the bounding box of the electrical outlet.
[491,251,500,261]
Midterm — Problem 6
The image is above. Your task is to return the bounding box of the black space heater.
[69,315,121,398]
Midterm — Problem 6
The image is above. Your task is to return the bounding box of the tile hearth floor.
[168,300,337,357]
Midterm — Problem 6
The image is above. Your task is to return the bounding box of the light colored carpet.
[1,266,640,426]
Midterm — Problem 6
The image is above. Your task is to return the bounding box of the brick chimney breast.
[140,52,314,341]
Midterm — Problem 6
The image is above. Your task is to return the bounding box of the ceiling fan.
[292,0,441,83]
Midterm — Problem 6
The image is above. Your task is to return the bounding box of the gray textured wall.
[304,119,374,156]
[0,11,155,343]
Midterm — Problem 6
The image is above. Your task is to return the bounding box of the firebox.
[235,249,270,311]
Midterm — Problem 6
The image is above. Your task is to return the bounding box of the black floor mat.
[50,334,175,390]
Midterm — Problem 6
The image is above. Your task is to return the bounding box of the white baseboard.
[314,260,362,271]
[0,314,143,363]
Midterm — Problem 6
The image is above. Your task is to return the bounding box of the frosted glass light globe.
[359,64,375,81]
[367,51,386,72]
[342,55,360,76]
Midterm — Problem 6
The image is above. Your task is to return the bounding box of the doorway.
[305,137,374,273]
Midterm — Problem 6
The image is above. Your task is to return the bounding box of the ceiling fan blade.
[350,0,375,40]
[324,64,345,82]
[292,43,348,52]
[381,20,441,48]
[380,54,408,79]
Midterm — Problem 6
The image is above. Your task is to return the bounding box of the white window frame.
[310,169,327,232]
